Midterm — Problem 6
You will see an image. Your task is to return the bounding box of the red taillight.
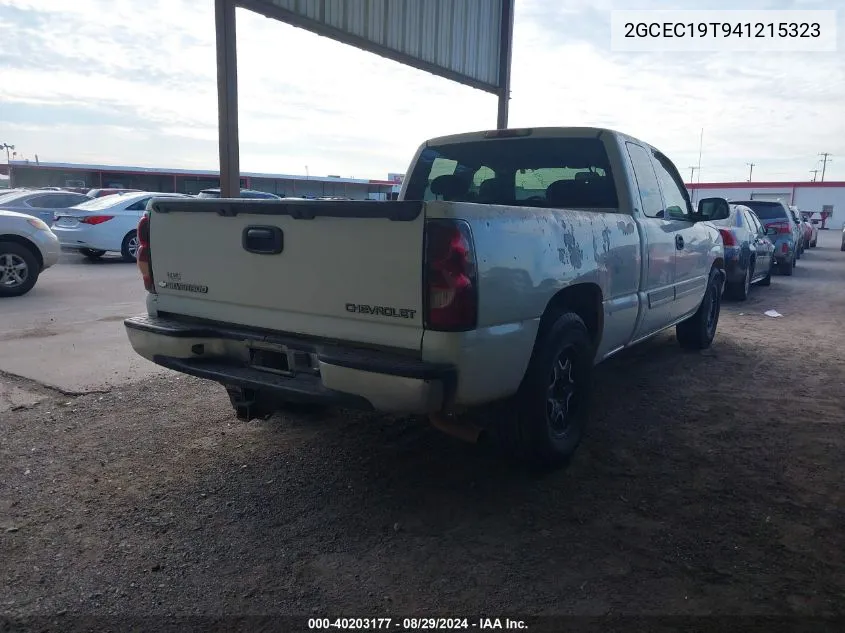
[424,219,477,331]
[769,222,790,235]
[781,243,789,254]
[137,213,155,293]
[718,228,737,247]
[80,215,114,225]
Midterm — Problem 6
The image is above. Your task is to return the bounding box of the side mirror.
[697,197,730,221]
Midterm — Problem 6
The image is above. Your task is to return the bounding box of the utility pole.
[746,162,755,181]
[688,166,699,183]
[1,142,14,164]
[810,169,819,182]
[819,153,832,182]
[696,128,703,181]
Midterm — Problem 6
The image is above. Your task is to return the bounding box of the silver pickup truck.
[125,127,729,468]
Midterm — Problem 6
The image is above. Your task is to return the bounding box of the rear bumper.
[724,258,745,284]
[53,226,113,252]
[124,314,455,415]
[771,237,795,263]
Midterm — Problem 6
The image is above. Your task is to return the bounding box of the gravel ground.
[1,233,844,628]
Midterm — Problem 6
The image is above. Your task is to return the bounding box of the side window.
[625,143,663,218]
[754,213,764,234]
[652,153,692,220]
[744,211,759,234]
[126,197,151,211]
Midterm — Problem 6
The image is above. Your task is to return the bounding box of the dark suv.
[729,200,800,276]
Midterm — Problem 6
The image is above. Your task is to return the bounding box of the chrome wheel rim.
[547,352,576,435]
[0,253,29,288]
[127,236,140,259]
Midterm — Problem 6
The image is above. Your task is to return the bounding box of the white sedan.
[52,192,190,262]
[0,209,61,297]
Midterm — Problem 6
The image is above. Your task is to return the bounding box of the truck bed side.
[419,200,642,406]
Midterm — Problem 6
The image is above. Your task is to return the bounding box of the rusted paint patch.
[601,227,612,254]
[617,220,635,235]
[563,232,583,269]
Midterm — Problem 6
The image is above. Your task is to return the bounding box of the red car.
[790,206,812,254]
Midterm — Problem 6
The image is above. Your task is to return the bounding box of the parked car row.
[727,199,814,277]
[0,171,836,301]
[710,203,774,300]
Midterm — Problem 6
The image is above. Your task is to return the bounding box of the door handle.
[675,235,685,250]
[242,226,284,254]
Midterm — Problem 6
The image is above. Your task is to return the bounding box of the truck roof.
[425,126,649,148]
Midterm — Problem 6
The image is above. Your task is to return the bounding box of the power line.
[819,152,832,182]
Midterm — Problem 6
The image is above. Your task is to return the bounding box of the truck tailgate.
[147,198,426,351]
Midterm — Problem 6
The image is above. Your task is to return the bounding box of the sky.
[0,0,843,183]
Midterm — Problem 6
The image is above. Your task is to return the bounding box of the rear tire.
[121,230,139,262]
[488,312,593,470]
[0,241,40,298]
[727,262,752,301]
[779,257,794,276]
[676,270,721,350]
[80,248,106,260]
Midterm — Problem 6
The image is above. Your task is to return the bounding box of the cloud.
[0,0,843,181]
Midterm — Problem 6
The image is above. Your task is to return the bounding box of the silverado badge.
[158,280,209,294]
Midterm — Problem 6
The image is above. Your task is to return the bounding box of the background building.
[687,181,845,229]
[1,160,401,200]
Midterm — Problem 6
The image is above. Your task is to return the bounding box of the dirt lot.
[1,233,844,625]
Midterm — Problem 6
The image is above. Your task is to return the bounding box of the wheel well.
[536,283,603,347]
[0,234,43,269]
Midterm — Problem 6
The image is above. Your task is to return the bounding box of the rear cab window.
[404,137,619,209]
[731,201,788,221]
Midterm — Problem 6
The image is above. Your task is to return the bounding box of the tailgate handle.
[242,226,284,255]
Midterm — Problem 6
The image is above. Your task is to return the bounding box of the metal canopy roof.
[239,0,511,93]
[214,0,515,196]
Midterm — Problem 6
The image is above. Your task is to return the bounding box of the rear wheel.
[727,262,752,301]
[0,241,40,298]
[488,312,593,470]
[676,270,721,350]
[120,231,139,262]
[80,248,106,260]
[779,255,794,276]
